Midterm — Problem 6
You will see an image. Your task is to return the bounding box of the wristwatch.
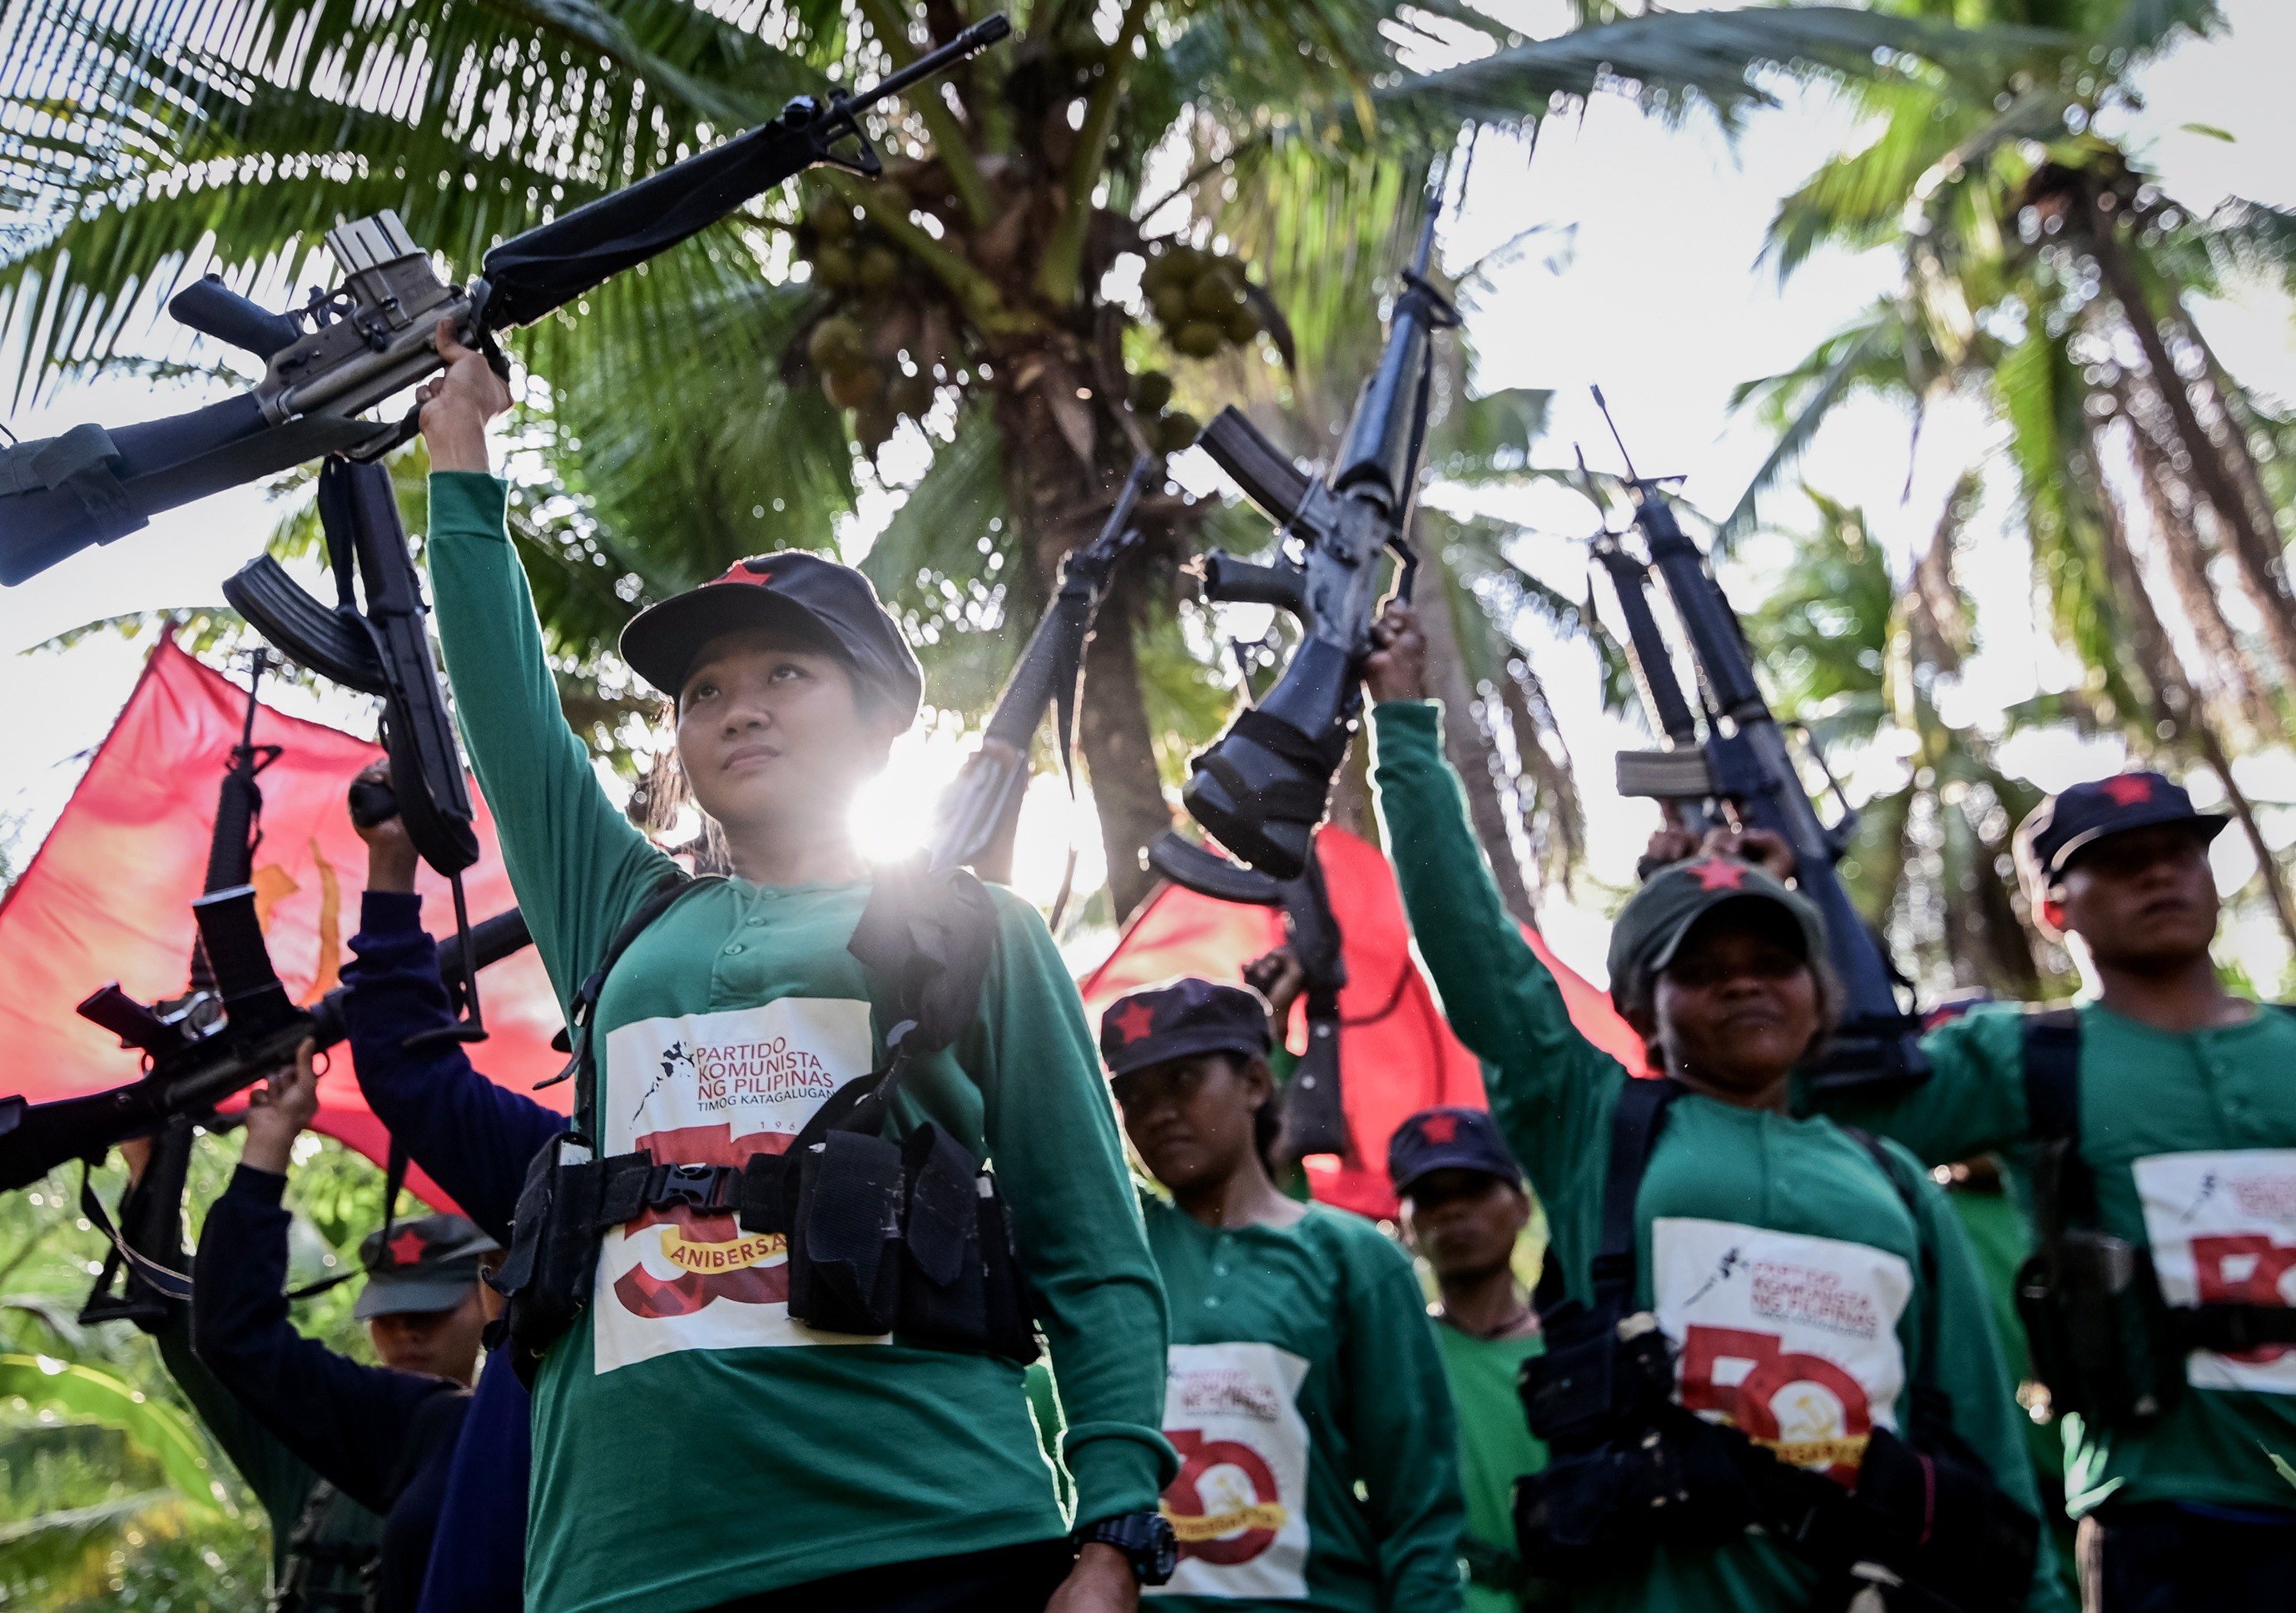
[1075,1510,1179,1586]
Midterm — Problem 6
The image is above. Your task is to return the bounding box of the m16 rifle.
[1582,389,1927,1099]
[1179,176,1460,881]
[0,15,1012,584]
[926,453,1154,882]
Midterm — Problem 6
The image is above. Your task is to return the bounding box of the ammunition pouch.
[2013,1216,2184,1428]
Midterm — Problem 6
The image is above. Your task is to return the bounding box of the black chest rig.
[1513,1078,2039,1613]
[2013,1005,2296,1430]
[491,862,1040,1384]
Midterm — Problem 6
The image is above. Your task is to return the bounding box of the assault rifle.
[1581,390,1927,1099]
[1179,177,1458,881]
[926,453,1154,881]
[227,454,492,1040]
[0,15,1012,584]
[79,654,279,1324]
[0,902,532,1199]
[1148,833,1351,1159]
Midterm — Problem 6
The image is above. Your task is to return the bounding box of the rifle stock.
[1182,187,1459,881]
[0,18,1012,584]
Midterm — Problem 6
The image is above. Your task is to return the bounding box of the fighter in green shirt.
[1099,976,1466,1611]
[412,330,1175,1613]
[1361,604,2066,1613]
[1779,770,2296,1610]
[1387,1108,1559,1613]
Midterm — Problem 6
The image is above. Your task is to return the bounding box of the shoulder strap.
[1589,1077,1685,1314]
[541,871,724,1134]
[2021,1005,2095,1227]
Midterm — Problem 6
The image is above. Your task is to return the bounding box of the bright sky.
[2,0,2291,988]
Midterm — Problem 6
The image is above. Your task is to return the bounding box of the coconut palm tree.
[1743,480,2061,998]
[0,0,2061,916]
[1727,0,2296,946]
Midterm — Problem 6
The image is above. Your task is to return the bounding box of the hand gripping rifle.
[1583,390,1927,1100]
[925,453,1154,882]
[0,15,1013,585]
[1180,180,1460,881]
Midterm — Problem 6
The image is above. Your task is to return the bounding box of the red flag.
[1080,826,1647,1219]
[0,639,568,1205]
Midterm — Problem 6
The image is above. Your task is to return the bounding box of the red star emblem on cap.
[1419,1114,1460,1144]
[1690,858,1748,891]
[2102,774,2155,806]
[386,1228,428,1268]
[1111,1001,1158,1046]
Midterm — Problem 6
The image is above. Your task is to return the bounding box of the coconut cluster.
[1142,246,1262,360]
[796,189,940,457]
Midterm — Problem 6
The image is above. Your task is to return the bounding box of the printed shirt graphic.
[595,997,875,1372]
[1652,1218,1914,1484]
[1152,1342,1313,1601]
[2134,1149,2296,1393]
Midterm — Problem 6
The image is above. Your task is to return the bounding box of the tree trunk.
[2104,371,2287,742]
[1417,564,1537,926]
[2085,432,2296,949]
[2082,192,2296,682]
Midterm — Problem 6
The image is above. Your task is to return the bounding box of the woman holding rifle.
[410,328,1176,1613]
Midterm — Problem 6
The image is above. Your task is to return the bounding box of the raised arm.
[1362,609,1623,1226]
[962,887,1178,1531]
[1337,1227,1465,1613]
[415,327,673,1005]
[191,1065,459,1521]
[1815,1005,2033,1169]
[341,890,567,1240]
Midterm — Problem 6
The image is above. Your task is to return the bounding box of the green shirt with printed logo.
[1817,999,2296,1516]
[1141,1194,1465,1612]
[426,472,1174,1613]
[1371,698,2069,1613]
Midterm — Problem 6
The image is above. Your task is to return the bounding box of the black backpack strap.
[1589,1077,1686,1313]
[2021,1005,2095,1230]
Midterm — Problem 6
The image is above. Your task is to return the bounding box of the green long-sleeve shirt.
[1141,1196,1465,1612]
[426,473,1174,1613]
[1817,1000,2296,1516]
[1371,700,2069,1613]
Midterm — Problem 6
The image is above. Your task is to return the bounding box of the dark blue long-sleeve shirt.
[343,891,565,1613]
[191,1165,470,1613]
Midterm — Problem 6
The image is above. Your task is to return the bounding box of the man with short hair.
[1803,771,2296,1611]
[1390,1108,1557,1612]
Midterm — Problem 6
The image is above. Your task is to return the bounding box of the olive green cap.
[1605,856,1828,1013]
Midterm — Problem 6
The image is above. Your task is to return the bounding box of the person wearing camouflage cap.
[1099,978,1466,1611]
[1362,602,2067,1613]
[1793,770,2296,1611]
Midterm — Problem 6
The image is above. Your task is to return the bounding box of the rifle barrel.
[850,14,1010,112]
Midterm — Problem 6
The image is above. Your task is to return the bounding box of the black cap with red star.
[353,1213,498,1320]
[1098,977,1273,1079]
[617,550,925,720]
[1388,1106,1521,1198]
[2014,771,2227,893]
[1605,855,1828,1015]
